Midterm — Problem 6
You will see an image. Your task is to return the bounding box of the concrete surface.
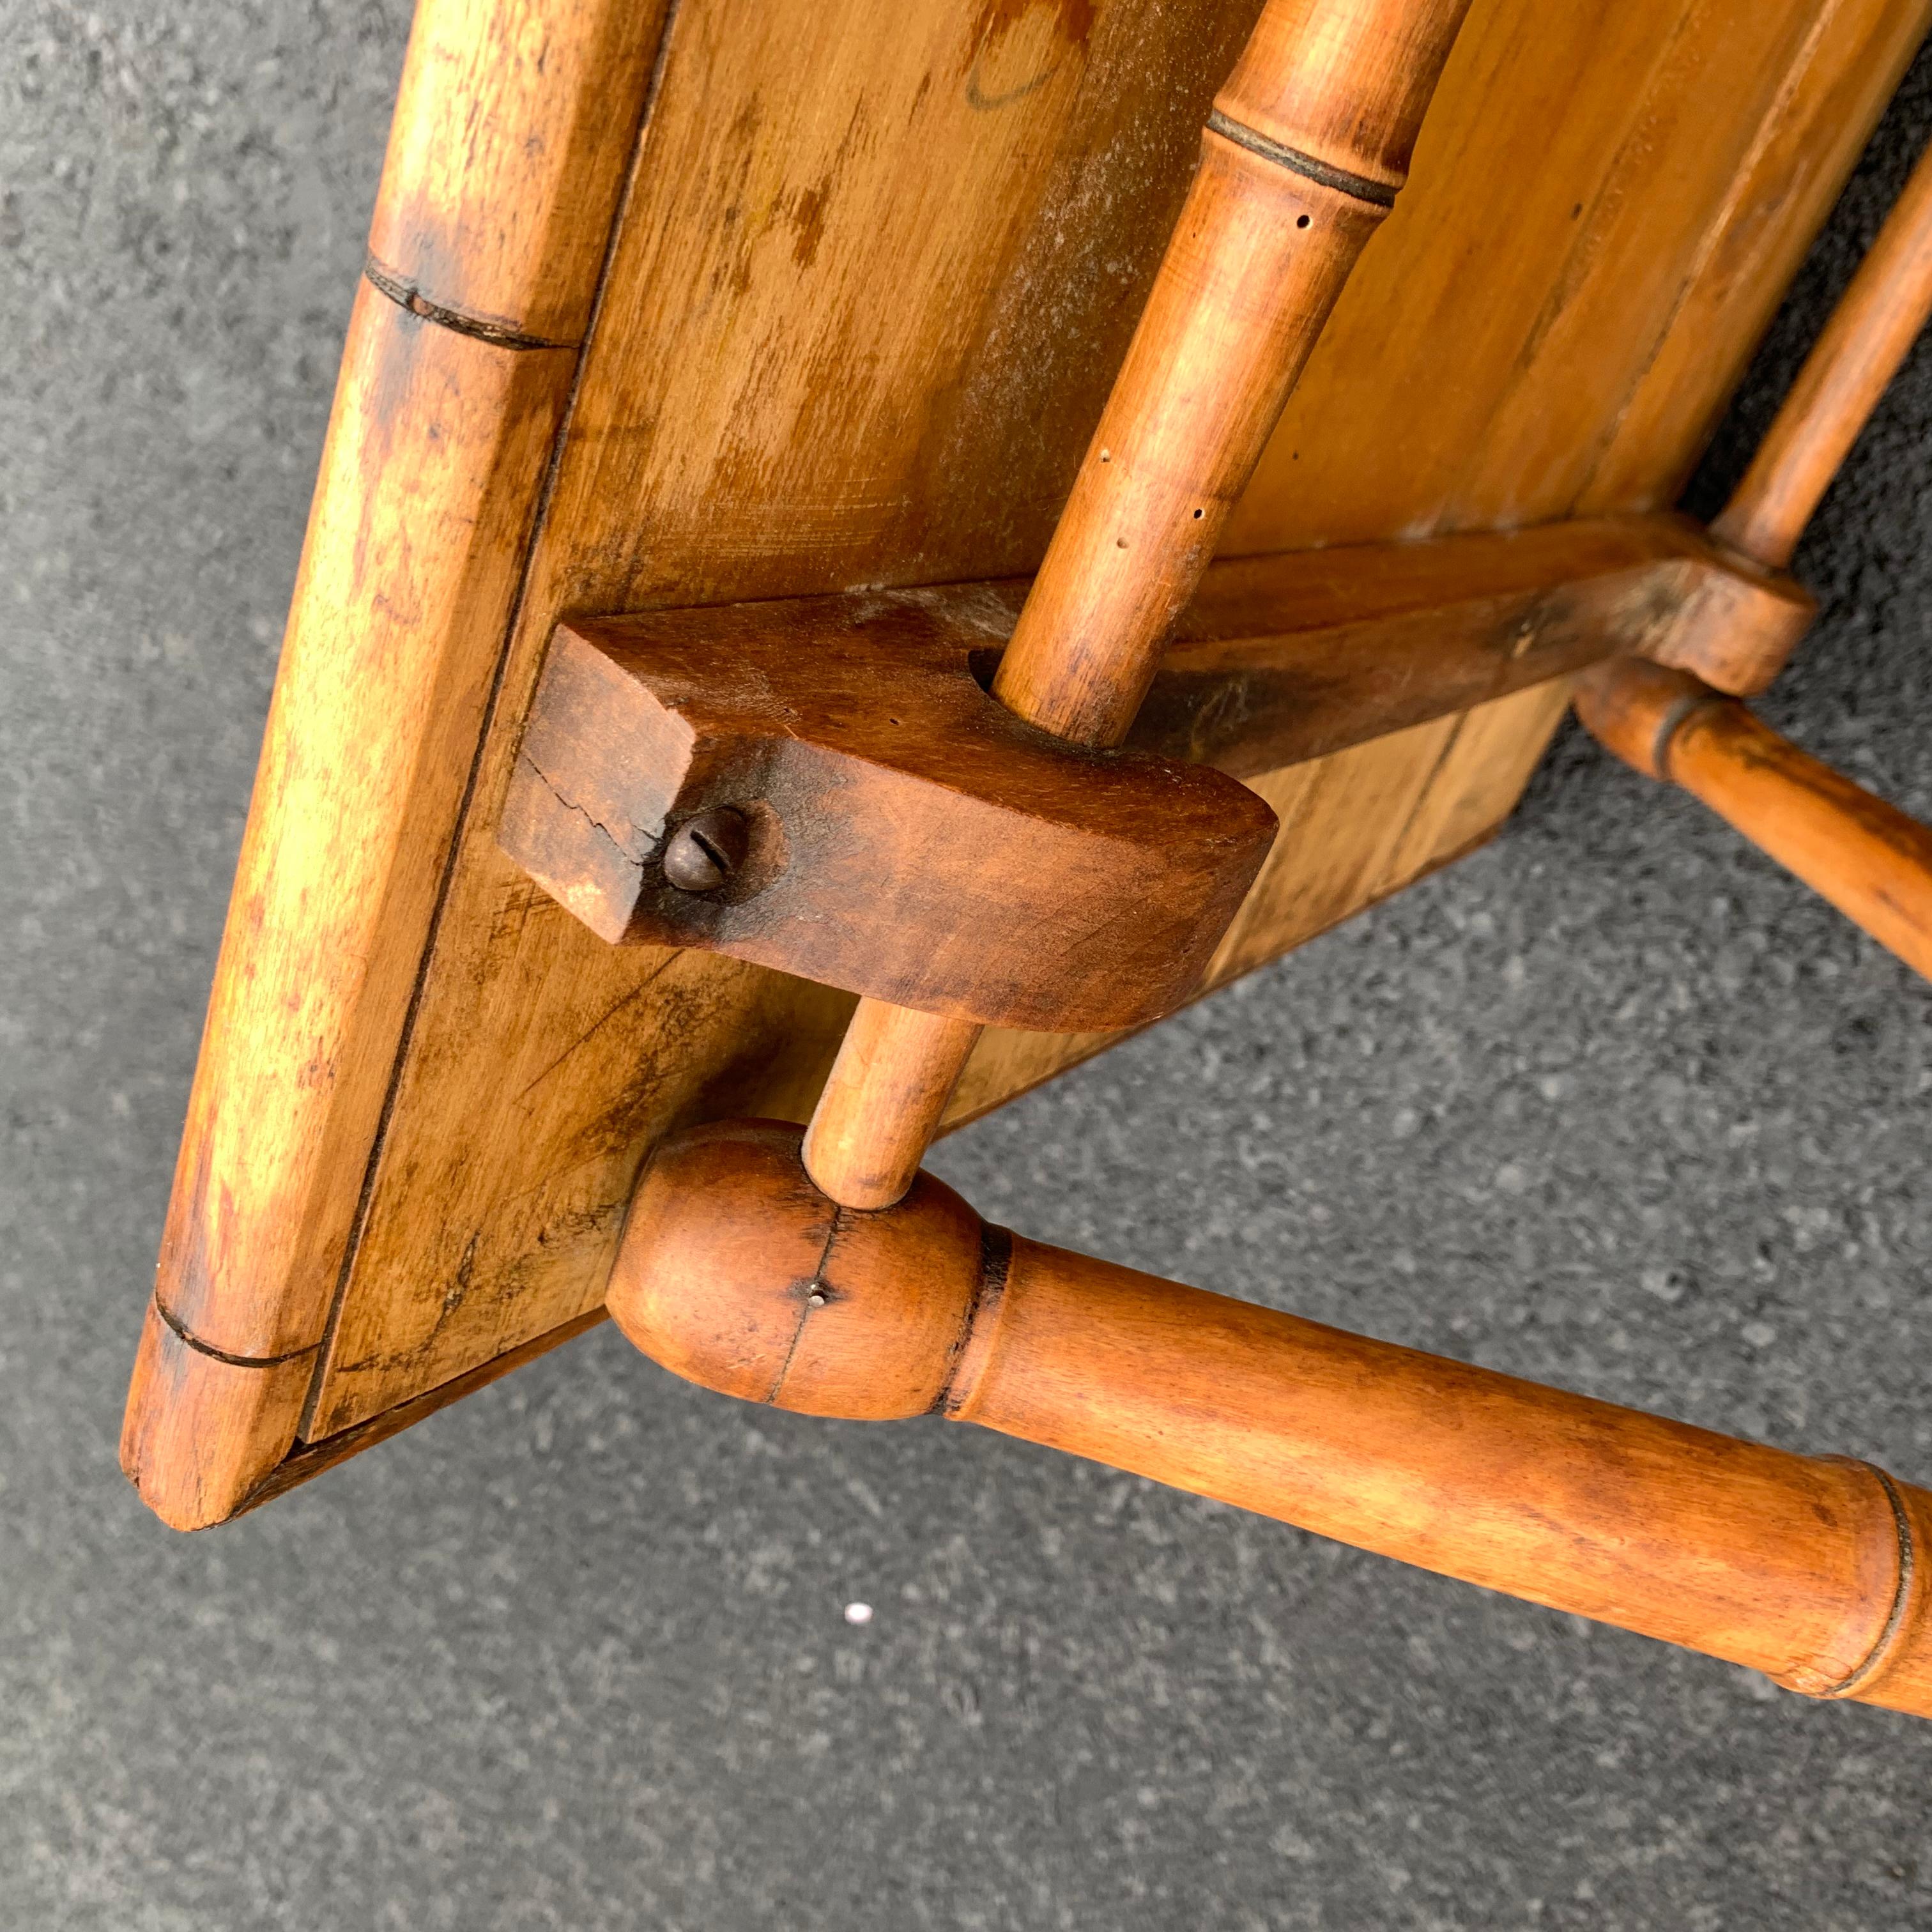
[4,4,1932,1927]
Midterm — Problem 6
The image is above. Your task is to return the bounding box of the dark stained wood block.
[502,603,1278,1031]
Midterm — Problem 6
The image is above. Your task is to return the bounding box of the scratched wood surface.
[313,0,1930,1439]
[130,0,1932,1523]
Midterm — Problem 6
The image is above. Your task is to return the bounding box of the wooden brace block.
[1137,511,1772,771]
[1629,542,1816,696]
[502,601,1281,1031]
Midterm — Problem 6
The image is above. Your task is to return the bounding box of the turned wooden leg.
[803,0,1475,1208]
[801,1006,982,1213]
[611,1121,1932,1721]
[1712,135,1932,574]
[1586,111,1932,956]
[1577,659,1932,979]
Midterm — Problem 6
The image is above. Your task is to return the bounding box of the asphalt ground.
[4,6,1931,1926]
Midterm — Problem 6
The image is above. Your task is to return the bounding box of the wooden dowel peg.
[1712,136,1932,571]
[803,1006,982,1208]
[612,1122,1932,1721]
[1577,658,1932,981]
[801,1006,983,1214]
[802,0,1475,1209]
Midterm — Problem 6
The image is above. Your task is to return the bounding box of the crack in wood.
[362,253,578,351]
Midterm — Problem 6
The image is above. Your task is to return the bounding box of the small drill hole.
[1296,214,1311,229]
[1192,507,1204,519]
[1099,448,1111,463]
[1116,537,1128,549]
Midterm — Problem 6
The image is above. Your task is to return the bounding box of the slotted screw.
[662,807,750,893]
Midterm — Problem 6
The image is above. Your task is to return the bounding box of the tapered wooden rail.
[504,514,1793,1027]
[1577,659,1932,979]
[1648,122,1932,696]
[1583,123,1932,965]
[614,1122,1932,1720]
[1712,135,1932,574]
[802,0,1475,1209]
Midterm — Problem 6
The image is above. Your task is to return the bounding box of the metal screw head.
[662,807,750,893]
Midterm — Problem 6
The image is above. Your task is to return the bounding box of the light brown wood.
[1577,659,1932,981]
[807,0,1476,1210]
[1632,106,1932,694]
[308,0,1932,1472]
[1633,546,1816,698]
[123,0,668,1527]
[366,0,667,343]
[155,287,576,1365]
[1713,132,1932,570]
[129,0,1932,1522]
[303,0,1259,1463]
[611,1121,1932,1721]
[504,514,1779,1027]
[802,1017,983,1213]
[1613,679,1932,969]
[1138,512,1805,767]
[993,0,1473,745]
[802,1008,985,1214]
[985,128,1383,745]
[1576,0,1932,518]
[121,1303,315,1534]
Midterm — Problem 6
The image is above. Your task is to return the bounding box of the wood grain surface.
[500,602,1280,1029]
[992,0,1473,747]
[799,0,1475,1211]
[1714,129,1932,570]
[799,1006,987,1214]
[501,510,1774,1023]
[126,0,671,1527]
[130,0,1932,1524]
[367,0,668,342]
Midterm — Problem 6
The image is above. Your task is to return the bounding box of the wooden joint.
[1798,1460,1926,1704]
[504,514,1805,1034]
[1202,108,1400,208]
[1630,541,1816,696]
[1572,657,1722,780]
[792,0,1482,1205]
[500,608,1279,1032]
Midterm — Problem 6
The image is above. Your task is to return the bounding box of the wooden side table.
[123,0,1932,1721]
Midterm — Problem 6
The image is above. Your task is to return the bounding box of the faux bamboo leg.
[1639,126,1932,700]
[1577,659,1932,980]
[1712,136,1932,571]
[801,0,1473,1209]
[613,1122,1932,1721]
